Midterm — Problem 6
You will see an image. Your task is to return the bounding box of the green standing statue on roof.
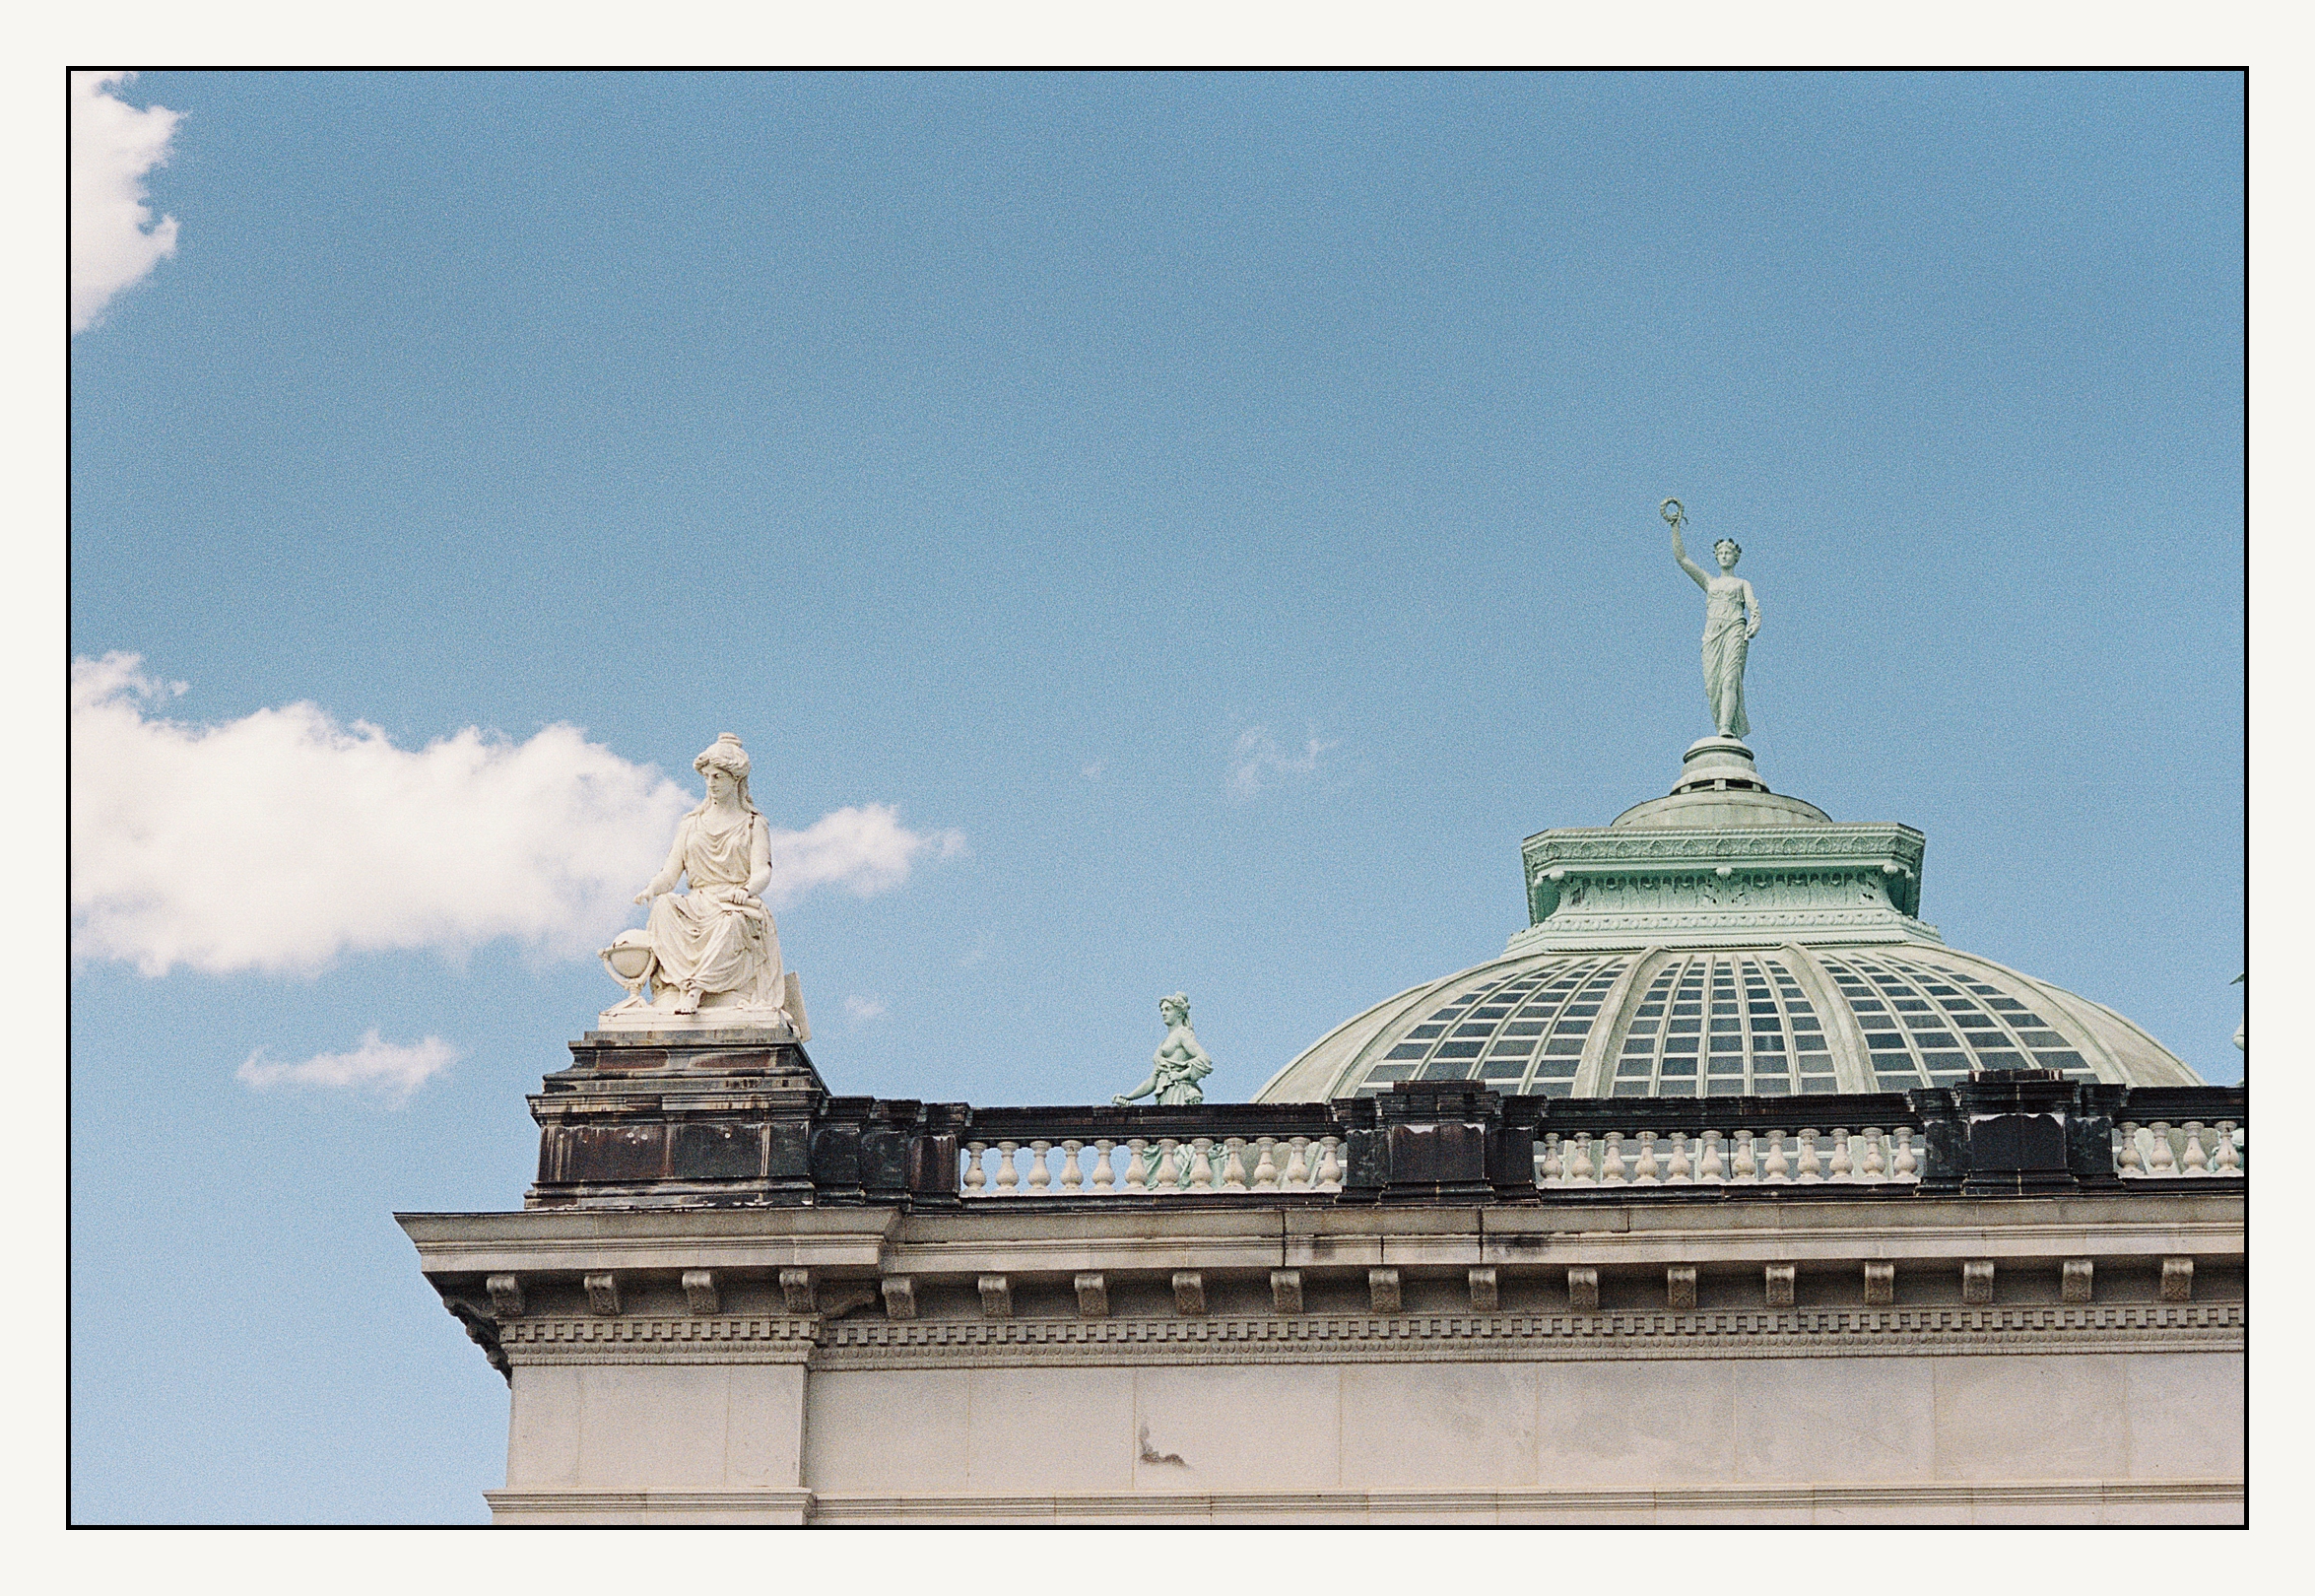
[1663,498,1760,742]
[1114,992,1214,1106]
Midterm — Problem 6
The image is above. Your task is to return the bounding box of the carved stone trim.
[1468,1268,1498,1313]
[1368,1268,1402,1314]
[1172,1272,1207,1316]
[1666,1266,1697,1310]
[682,1270,719,1315]
[2162,1257,2195,1302]
[881,1277,917,1321]
[978,1275,1014,1319]
[1763,1264,1796,1308]
[583,1273,621,1316]
[1075,1273,1109,1318]
[1272,1270,1304,1315]
[487,1274,525,1318]
[1567,1267,1600,1312]
[1863,1262,1894,1306]
[1961,1260,1995,1306]
[2063,1259,2094,1304]
[780,1268,817,1314]
[809,1302,2243,1369]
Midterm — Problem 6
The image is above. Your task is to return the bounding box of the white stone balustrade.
[960,1133,1346,1197]
[1536,1127,1922,1189]
[2117,1120,2245,1179]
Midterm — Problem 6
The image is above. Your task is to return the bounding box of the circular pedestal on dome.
[1611,737,1829,830]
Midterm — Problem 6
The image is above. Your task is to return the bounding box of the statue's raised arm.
[1664,498,1711,591]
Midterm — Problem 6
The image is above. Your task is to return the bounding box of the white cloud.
[842,995,887,1023]
[71,654,963,976]
[763,805,966,906]
[237,1029,458,1106]
[1082,761,1104,780]
[1225,724,1336,800]
[72,72,182,334]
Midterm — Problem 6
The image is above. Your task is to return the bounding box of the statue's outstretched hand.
[633,890,655,906]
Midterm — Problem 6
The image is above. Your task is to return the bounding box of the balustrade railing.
[1535,1125,1921,1189]
[937,1082,2243,1201]
[2116,1119,2245,1179]
[958,1105,1347,1198]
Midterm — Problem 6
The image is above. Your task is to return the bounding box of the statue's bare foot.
[672,987,701,1016]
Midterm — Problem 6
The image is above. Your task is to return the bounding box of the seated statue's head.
[1713,538,1742,570]
[693,733,757,812]
[1159,992,1190,1026]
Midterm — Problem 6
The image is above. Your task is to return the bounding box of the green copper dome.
[1253,738,2202,1102]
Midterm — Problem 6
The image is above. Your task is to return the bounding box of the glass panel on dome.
[1535,1081,1576,1098]
[1708,1054,1745,1073]
[1790,1014,1822,1030]
[1544,1039,1583,1055]
[1801,1079,1837,1093]
[1922,1051,1968,1071]
[1503,1022,1546,1038]
[1877,1070,1923,1090]
[1420,1061,1477,1081]
[2015,1030,2065,1048]
[1796,1034,1828,1051]
[1383,1043,1426,1061]
[1659,1057,1695,1076]
[1488,1038,1537,1057]
[1616,1058,1651,1078]
[1436,1041,1483,1059]
[1755,1078,1791,1095]
[1451,1025,1491,1038]
[1659,1078,1698,1097]
[1408,1025,1446,1039]
[1708,1078,1746,1095]
[2035,1050,2087,1071]
[1365,1063,1416,1082]
[1613,1082,1651,1096]
[1534,1057,1577,1077]
[2011,1013,2049,1028]
[1480,1059,1525,1080]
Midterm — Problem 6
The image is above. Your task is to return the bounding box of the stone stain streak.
[1137,1423,1187,1467]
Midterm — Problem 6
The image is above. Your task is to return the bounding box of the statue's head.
[694,734,756,811]
[1159,992,1190,1026]
[1713,538,1742,570]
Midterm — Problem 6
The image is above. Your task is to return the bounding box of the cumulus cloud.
[842,995,888,1023]
[1225,724,1336,800]
[71,654,962,976]
[237,1029,458,1105]
[72,72,182,334]
[765,805,965,905]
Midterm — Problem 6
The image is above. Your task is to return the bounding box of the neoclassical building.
[401,717,2241,1524]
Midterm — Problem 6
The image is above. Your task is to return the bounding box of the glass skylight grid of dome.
[1816,953,2092,1091]
[1611,953,1831,1097]
[1352,957,1630,1097]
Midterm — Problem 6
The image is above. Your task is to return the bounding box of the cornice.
[490,1302,2242,1367]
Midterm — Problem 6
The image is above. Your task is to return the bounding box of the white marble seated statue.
[598,734,803,1032]
[1113,993,1213,1106]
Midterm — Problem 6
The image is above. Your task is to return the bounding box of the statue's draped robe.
[1701,578,1752,740]
[645,811,782,1004]
[1152,1029,1214,1104]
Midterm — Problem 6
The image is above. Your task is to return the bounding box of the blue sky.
[69,70,2243,1522]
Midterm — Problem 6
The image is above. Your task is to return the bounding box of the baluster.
[1154,1138,1182,1189]
[2213,1121,2241,1175]
[2146,1122,2177,1176]
[2116,1121,2144,1176]
[1667,1132,1694,1184]
[1253,1137,1280,1188]
[1763,1130,1790,1182]
[1189,1137,1217,1189]
[1892,1126,1918,1179]
[1315,1137,1343,1190]
[1566,1134,1596,1184]
[1732,1131,1757,1182]
[1634,1129,1662,1184]
[1601,1131,1628,1184]
[1091,1138,1116,1189]
[1699,1129,1727,1182]
[1859,1127,1886,1181]
[1284,1136,1312,1190]
[995,1141,1022,1194]
[1795,1128,1821,1182]
[2181,1122,2209,1176]
[1222,1137,1249,1190]
[963,1141,988,1193]
[1826,1128,1852,1180]
[1540,1132,1564,1183]
[1027,1140,1053,1192]
[1125,1138,1151,1190]
[1059,1140,1084,1191]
